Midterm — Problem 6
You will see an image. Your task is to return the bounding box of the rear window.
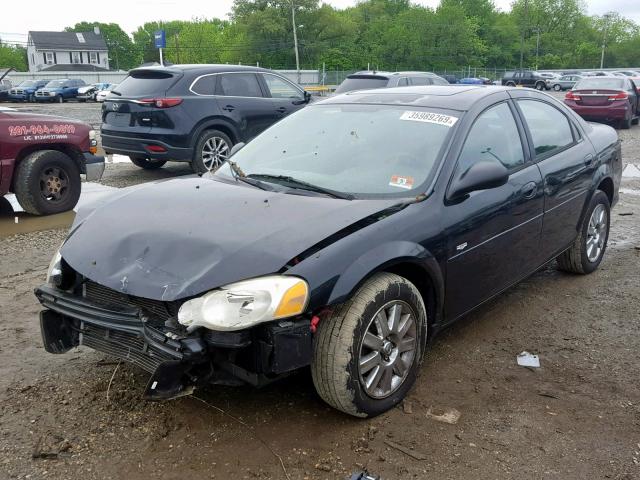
[574,78,626,90]
[335,76,389,93]
[115,70,179,96]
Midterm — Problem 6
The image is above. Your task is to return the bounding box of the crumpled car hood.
[61,176,400,301]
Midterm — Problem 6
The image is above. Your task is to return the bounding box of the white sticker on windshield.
[400,111,458,127]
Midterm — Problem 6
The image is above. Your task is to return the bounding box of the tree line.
[1,0,639,73]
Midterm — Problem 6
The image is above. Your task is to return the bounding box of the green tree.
[0,41,27,70]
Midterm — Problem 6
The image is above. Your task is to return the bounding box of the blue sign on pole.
[154,30,166,49]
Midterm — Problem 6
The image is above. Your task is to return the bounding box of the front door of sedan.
[260,73,308,121]
[443,101,544,320]
[214,73,278,141]
[510,93,597,260]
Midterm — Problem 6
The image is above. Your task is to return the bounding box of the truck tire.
[311,273,428,417]
[535,81,545,90]
[129,156,167,170]
[556,190,610,274]
[506,81,516,87]
[14,150,81,215]
[57,95,64,103]
[27,93,35,102]
[191,129,232,174]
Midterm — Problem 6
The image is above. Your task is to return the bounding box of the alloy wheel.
[586,204,608,262]
[201,136,230,171]
[358,300,417,399]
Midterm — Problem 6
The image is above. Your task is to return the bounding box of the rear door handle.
[276,107,287,114]
[584,154,595,165]
[222,104,235,112]
[521,181,537,199]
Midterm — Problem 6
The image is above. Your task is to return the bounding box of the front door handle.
[222,104,235,112]
[521,181,537,199]
[584,154,595,166]
[276,107,287,114]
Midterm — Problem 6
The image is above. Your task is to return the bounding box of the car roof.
[320,85,523,111]
[130,64,272,75]
[349,70,438,78]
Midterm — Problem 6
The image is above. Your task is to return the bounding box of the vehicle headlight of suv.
[178,276,309,332]
[49,91,55,96]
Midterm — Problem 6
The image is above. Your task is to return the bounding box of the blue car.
[8,80,48,102]
[35,79,86,103]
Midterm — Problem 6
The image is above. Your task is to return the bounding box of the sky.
[0,0,638,43]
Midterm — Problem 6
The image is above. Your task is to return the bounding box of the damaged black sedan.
[36,86,621,417]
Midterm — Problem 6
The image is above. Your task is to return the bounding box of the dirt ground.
[1,99,640,480]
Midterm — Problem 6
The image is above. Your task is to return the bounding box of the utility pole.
[290,1,301,84]
[600,13,611,70]
[519,0,528,70]
[175,34,180,64]
[535,28,540,70]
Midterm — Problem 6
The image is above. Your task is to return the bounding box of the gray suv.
[335,71,449,94]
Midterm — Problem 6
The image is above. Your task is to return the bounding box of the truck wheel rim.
[40,167,68,202]
[358,300,417,399]
[201,137,229,171]
[586,204,607,262]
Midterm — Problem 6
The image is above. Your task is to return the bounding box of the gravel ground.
[1,96,639,480]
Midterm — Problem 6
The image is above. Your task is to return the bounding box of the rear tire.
[191,129,233,174]
[506,81,516,87]
[13,150,81,215]
[556,190,610,274]
[553,84,562,91]
[535,82,545,90]
[129,156,167,170]
[621,114,632,129]
[311,273,428,417]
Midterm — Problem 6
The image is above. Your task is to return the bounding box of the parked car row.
[3,79,115,103]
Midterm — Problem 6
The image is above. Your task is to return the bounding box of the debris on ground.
[516,351,540,368]
[426,406,461,425]
[402,401,413,414]
[349,471,381,480]
[383,440,428,460]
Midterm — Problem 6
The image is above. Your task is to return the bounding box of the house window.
[89,52,98,64]
[72,52,81,64]
[45,52,54,64]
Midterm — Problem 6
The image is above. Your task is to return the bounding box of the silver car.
[551,74,583,91]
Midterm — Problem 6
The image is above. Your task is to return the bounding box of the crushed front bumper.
[35,283,313,399]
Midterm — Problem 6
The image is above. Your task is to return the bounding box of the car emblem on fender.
[112,103,120,111]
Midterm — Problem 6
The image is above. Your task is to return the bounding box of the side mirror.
[449,161,509,200]
[304,90,311,103]
[229,142,246,157]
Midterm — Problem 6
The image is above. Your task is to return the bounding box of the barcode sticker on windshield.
[400,111,458,127]
[389,175,414,189]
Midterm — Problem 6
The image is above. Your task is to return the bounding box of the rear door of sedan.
[509,89,596,260]
[443,93,544,320]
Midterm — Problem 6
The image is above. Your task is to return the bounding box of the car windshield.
[45,80,65,88]
[574,78,625,90]
[19,80,37,87]
[335,76,389,93]
[215,104,458,198]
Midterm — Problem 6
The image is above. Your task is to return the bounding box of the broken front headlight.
[46,248,63,286]
[177,275,309,332]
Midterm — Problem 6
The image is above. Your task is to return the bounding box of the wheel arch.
[9,145,84,192]
[324,241,445,330]
[189,117,240,149]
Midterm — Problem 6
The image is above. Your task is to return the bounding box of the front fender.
[327,241,434,304]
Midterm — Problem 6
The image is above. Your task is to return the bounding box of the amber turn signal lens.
[274,280,309,318]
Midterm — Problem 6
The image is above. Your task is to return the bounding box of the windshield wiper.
[247,174,354,200]
[225,159,274,191]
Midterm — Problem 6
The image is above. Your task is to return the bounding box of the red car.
[564,76,640,129]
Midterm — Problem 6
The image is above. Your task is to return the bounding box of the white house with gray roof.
[27,28,109,72]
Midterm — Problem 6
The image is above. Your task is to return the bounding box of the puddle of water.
[1,182,119,237]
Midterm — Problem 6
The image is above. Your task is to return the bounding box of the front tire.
[57,95,63,103]
[557,190,610,274]
[13,150,81,215]
[535,82,545,90]
[191,129,232,174]
[553,84,562,91]
[311,273,427,417]
[129,156,167,170]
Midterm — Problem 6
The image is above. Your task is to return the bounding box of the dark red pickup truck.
[0,108,104,215]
